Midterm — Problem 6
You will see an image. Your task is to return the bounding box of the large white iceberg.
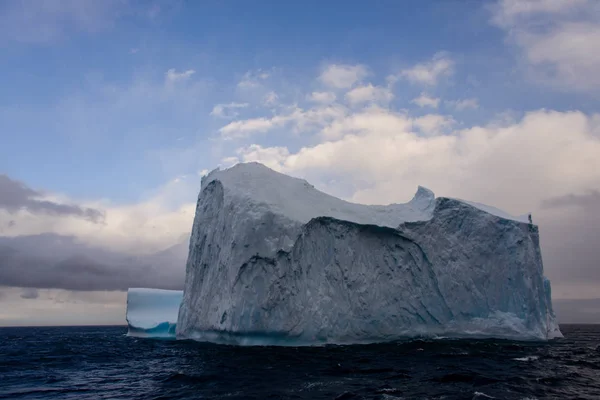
[176,162,562,345]
[126,288,183,338]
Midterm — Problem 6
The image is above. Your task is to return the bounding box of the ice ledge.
[177,310,558,346]
[453,198,531,224]
[201,163,533,227]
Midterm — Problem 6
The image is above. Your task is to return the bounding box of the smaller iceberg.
[126,288,183,338]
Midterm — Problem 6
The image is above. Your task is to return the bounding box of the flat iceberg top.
[203,162,529,226]
[203,163,436,228]
[453,199,530,223]
[126,288,183,332]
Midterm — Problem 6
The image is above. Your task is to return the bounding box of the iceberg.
[177,162,562,345]
[126,288,183,338]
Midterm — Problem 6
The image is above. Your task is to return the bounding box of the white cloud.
[165,68,196,85]
[345,84,394,106]
[411,93,440,108]
[210,102,249,118]
[219,117,278,138]
[233,109,600,216]
[0,0,135,43]
[319,64,369,89]
[235,144,291,171]
[220,156,239,167]
[491,0,600,90]
[1,176,197,255]
[491,0,589,26]
[308,91,337,104]
[263,91,279,107]
[238,69,271,89]
[446,98,479,111]
[319,106,411,141]
[394,52,454,86]
[413,114,456,135]
[219,104,347,139]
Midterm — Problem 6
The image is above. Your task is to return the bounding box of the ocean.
[0,325,598,399]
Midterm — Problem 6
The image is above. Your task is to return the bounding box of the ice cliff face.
[177,162,561,345]
[126,288,183,338]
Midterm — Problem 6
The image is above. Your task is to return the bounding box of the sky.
[1,0,600,326]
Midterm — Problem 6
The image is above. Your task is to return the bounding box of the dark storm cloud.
[0,234,187,291]
[20,288,39,299]
[0,174,104,223]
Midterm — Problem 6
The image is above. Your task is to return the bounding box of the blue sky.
[1,0,596,202]
[1,0,600,325]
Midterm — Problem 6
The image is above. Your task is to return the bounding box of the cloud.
[491,0,590,27]
[445,98,479,111]
[319,64,369,89]
[263,91,279,107]
[345,84,394,106]
[0,0,153,44]
[413,114,456,136]
[210,102,249,118]
[0,70,215,282]
[0,174,198,256]
[0,287,127,326]
[1,67,210,255]
[411,93,440,108]
[233,144,291,171]
[319,106,412,141]
[20,288,39,299]
[165,68,196,85]
[28,67,214,182]
[237,69,271,89]
[491,0,600,90]
[0,233,187,291]
[237,109,600,210]
[219,117,280,138]
[307,92,337,104]
[393,52,454,85]
[219,104,347,139]
[0,174,104,223]
[553,298,600,323]
[542,190,600,209]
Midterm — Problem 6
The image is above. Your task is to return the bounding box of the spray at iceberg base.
[126,288,183,338]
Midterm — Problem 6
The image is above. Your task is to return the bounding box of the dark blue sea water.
[0,325,599,400]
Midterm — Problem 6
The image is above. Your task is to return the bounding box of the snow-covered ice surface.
[452,198,530,224]
[126,288,183,338]
[177,162,562,345]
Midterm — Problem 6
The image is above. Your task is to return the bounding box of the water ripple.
[0,325,599,399]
